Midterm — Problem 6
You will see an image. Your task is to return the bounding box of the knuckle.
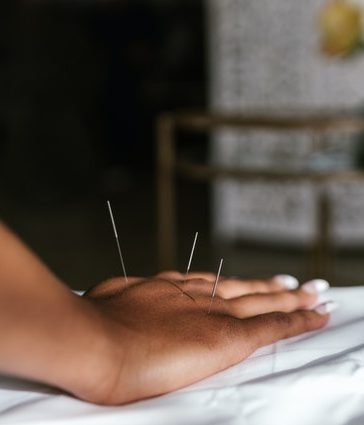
[190,277,209,284]
[211,315,243,346]
[271,311,293,327]
[295,310,314,328]
[184,278,210,289]
[201,272,216,281]
[188,272,215,281]
[155,271,172,279]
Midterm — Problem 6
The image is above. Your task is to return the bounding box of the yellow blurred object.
[319,0,362,56]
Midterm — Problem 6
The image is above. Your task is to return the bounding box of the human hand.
[80,272,331,405]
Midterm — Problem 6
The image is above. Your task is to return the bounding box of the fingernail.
[302,279,330,294]
[273,274,299,290]
[315,300,339,315]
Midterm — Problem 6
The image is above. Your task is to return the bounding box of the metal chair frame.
[157,110,364,277]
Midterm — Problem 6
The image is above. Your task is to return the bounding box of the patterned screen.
[209,0,364,246]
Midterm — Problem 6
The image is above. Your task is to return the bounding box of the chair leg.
[156,114,177,270]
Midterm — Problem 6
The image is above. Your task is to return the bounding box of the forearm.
[0,223,117,400]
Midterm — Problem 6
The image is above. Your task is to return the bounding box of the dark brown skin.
[0,223,329,405]
[82,271,328,405]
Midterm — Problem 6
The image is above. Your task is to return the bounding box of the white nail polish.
[302,279,330,294]
[315,301,339,315]
[273,274,299,290]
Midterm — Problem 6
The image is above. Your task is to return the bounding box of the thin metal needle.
[208,258,223,314]
[185,231,198,280]
[107,200,128,283]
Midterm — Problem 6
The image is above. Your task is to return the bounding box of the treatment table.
[1,287,364,425]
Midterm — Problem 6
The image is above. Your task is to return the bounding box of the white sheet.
[1,287,364,425]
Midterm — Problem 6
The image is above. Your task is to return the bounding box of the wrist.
[53,295,125,403]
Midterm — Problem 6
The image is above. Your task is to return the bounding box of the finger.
[220,275,299,299]
[84,276,144,298]
[243,309,330,351]
[156,273,299,299]
[183,272,216,281]
[182,274,298,300]
[215,276,287,299]
[182,278,216,298]
[155,271,185,281]
[179,277,286,301]
[155,271,216,283]
[227,288,318,318]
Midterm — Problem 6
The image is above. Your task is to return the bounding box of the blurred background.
[1,0,364,289]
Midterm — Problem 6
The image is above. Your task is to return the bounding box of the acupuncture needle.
[185,231,198,281]
[208,258,223,314]
[107,200,128,283]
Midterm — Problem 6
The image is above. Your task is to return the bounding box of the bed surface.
[1,287,364,425]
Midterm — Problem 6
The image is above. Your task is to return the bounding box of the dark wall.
[0,0,207,288]
[0,0,206,203]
